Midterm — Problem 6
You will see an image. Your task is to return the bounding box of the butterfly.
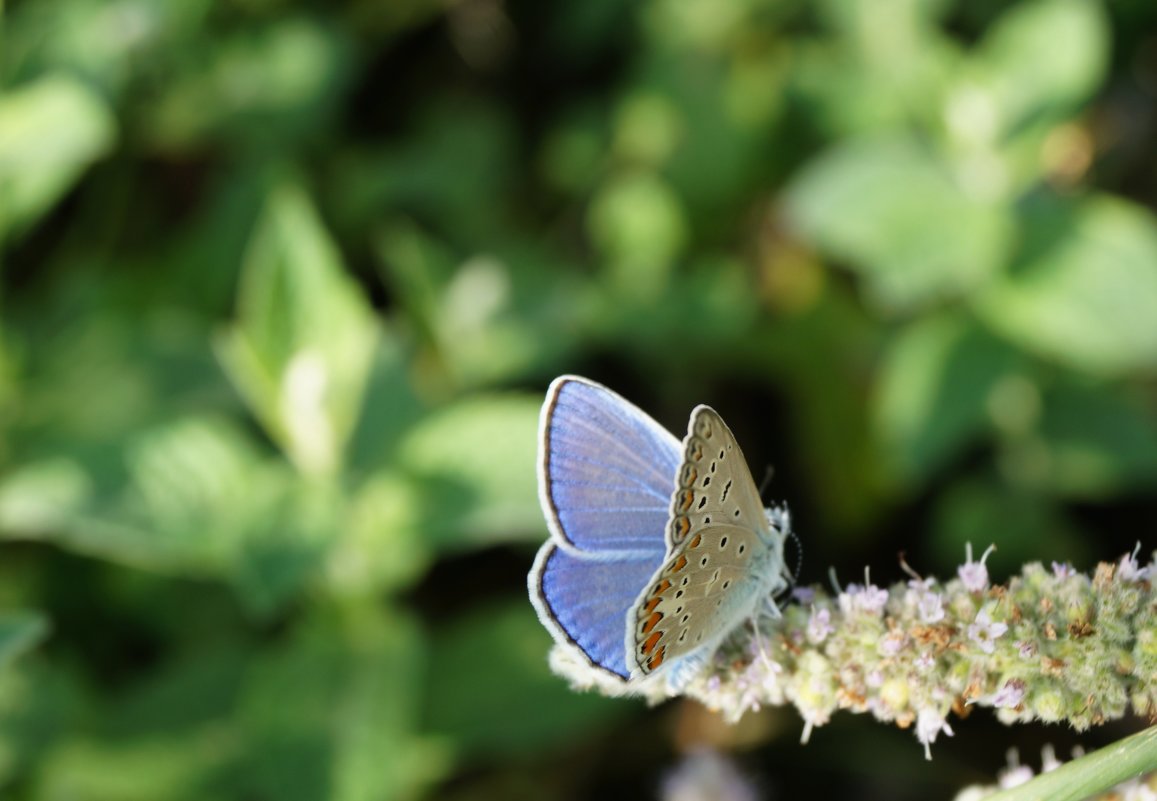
[528,375,793,690]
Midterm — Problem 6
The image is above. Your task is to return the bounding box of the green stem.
[977,726,1157,801]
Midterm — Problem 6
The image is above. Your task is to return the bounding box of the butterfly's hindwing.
[631,524,772,674]
[630,406,783,677]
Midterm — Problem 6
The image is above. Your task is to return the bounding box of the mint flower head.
[546,544,1157,759]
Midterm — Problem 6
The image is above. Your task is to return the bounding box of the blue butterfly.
[528,375,792,689]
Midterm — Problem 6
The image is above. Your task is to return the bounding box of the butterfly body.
[529,376,792,689]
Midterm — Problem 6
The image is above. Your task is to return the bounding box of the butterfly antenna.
[748,616,775,671]
[758,464,776,500]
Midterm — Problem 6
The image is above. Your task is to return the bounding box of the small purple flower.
[998,765,1034,789]
[792,586,816,604]
[838,584,887,617]
[915,708,953,760]
[992,678,1027,709]
[968,607,1008,654]
[916,591,945,623]
[879,629,906,656]
[1040,744,1062,773]
[1118,543,1152,583]
[1016,640,1038,660]
[859,584,889,615]
[838,569,889,617]
[807,607,834,644]
[958,543,996,592]
[1051,561,1075,579]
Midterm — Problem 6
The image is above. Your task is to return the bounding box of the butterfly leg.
[761,596,783,618]
[747,616,778,672]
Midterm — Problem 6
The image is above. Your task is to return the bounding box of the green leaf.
[874,315,1022,486]
[147,18,351,151]
[975,195,1157,375]
[1021,381,1157,499]
[971,0,1108,137]
[374,222,588,387]
[785,135,1013,311]
[0,613,49,670]
[396,394,543,551]
[587,171,687,300]
[0,459,93,537]
[424,602,626,757]
[30,733,231,801]
[0,75,115,242]
[2,417,338,614]
[237,607,449,801]
[217,182,379,476]
[323,472,430,598]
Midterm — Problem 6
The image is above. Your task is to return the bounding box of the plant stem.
[978,726,1157,801]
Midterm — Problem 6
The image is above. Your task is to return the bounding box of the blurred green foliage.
[1,0,1155,798]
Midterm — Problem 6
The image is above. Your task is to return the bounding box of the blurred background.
[1,0,1156,798]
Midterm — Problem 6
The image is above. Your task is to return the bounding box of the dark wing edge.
[527,541,631,682]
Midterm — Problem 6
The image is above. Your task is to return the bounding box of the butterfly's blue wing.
[538,376,681,555]
[530,544,661,679]
[530,376,681,680]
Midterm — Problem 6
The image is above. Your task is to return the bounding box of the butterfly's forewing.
[664,406,767,550]
[630,406,783,677]
[538,377,681,555]
[530,376,681,680]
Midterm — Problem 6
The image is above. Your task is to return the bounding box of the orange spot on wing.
[642,611,663,634]
[644,596,662,614]
[642,631,662,655]
[676,490,695,513]
[668,554,688,573]
[672,516,690,540]
[648,645,666,670]
[688,533,702,549]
